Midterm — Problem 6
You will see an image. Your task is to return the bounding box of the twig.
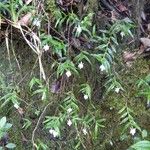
[31,102,53,149]
[5,26,11,65]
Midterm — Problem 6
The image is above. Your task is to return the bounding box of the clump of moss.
[45,0,62,21]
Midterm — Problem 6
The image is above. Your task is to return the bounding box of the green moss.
[46,0,62,20]
[87,0,98,13]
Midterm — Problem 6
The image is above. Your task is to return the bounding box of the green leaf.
[75,141,81,149]
[111,37,118,45]
[92,25,96,36]
[110,45,116,53]
[57,60,78,77]
[106,83,115,94]
[96,44,108,50]
[142,130,148,139]
[92,54,103,62]
[5,143,16,149]
[120,112,128,119]
[29,77,41,90]
[0,117,6,128]
[4,123,12,130]
[37,139,48,150]
[74,52,91,65]
[0,146,3,150]
[120,117,128,124]
[118,106,126,114]
[130,140,150,150]
[94,123,98,139]
[80,83,91,99]
[102,59,110,72]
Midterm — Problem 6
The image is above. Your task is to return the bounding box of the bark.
[131,0,146,48]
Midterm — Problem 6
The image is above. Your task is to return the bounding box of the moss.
[92,57,150,149]
[45,0,62,20]
[87,0,98,13]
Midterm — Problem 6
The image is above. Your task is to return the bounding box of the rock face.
[140,38,150,48]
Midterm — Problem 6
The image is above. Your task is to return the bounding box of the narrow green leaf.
[0,117,6,128]
[130,140,150,150]
[120,117,128,124]
[118,106,126,114]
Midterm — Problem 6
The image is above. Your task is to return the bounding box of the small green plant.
[0,117,16,149]
[0,0,33,24]
[0,72,21,108]
[57,60,79,77]
[43,92,80,138]
[118,105,141,134]
[22,118,32,130]
[29,77,49,101]
[80,83,92,100]
[36,139,48,150]
[43,91,105,148]
[0,88,20,108]
[136,74,150,106]
[105,75,123,94]
[41,34,67,58]
[74,13,93,37]
[74,51,92,65]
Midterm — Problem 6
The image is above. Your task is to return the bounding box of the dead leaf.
[25,0,32,5]
[141,11,146,21]
[147,23,150,32]
[123,51,138,68]
[125,61,133,68]
[117,4,128,12]
[123,51,136,62]
[17,12,32,26]
[51,80,61,93]
[21,133,28,142]
[111,10,118,21]
[17,107,24,116]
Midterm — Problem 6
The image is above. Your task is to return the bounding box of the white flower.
[52,130,59,137]
[33,18,41,27]
[115,87,120,93]
[76,25,82,34]
[66,70,72,78]
[78,62,84,69]
[49,129,54,134]
[67,108,72,113]
[84,94,88,100]
[49,129,59,137]
[43,45,49,51]
[82,128,87,135]
[14,103,19,109]
[130,128,136,136]
[67,119,72,126]
[100,64,106,72]
[120,32,125,38]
